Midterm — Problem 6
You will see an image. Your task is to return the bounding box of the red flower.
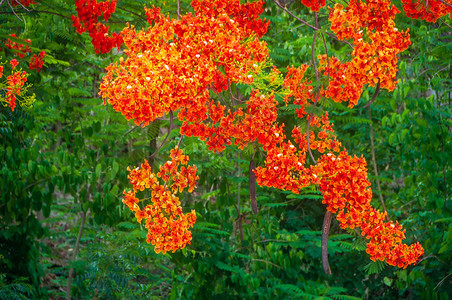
[10,59,19,69]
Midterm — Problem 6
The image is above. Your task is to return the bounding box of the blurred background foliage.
[0,0,450,299]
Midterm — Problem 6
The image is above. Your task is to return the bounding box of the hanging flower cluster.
[122,149,198,254]
[101,0,424,267]
[191,0,269,37]
[301,0,326,12]
[314,152,424,268]
[323,0,411,107]
[100,0,269,127]
[401,0,452,22]
[0,59,35,111]
[29,51,46,73]
[72,0,123,53]
[4,34,47,73]
[4,34,31,58]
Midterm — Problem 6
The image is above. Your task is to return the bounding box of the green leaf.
[383,276,393,287]
[388,133,396,145]
[95,163,102,178]
[112,161,119,178]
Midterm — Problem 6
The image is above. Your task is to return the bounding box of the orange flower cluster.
[314,152,424,268]
[253,112,340,194]
[181,90,285,152]
[100,1,269,128]
[191,0,269,38]
[11,0,35,7]
[4,34,31,58]
[323,0,411,107]
[1,59,28,111]
[301,0,326,12]
[283,65,314,118]
[401,0,452,22]
[72,0,123,53]
[102,0,424,267]
[122,149,198,254]
[29,51,46,73]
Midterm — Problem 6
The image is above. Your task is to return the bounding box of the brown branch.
[272,0,319,31]
[305,118,317,165]
[271,1,353,48]
[236,152,243,242]
[123,123,142,137]
[312,13,319,82]
[227,79,244,105]
[437,0,452,8]
[368,106,388,220]
[13,0,31,12]
[363,79,381,108]
[67,210,87,299]
[29,10,71,19]
[249,157,258,214]
[6,0,24,22]
[117,6,143,18]
[149,110,173,160]
[174,134,184,151]
[322,211,332,275]
[177,0,181,20]
[251,259,283,269]
[439,17,452,30]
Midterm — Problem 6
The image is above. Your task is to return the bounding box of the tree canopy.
[0,0,451,299]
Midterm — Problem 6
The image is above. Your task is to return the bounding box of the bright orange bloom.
[104,0,424,268]
[72,0,123,53]
[4,34,32,58]
[123,149,198,254]
[301,0,326,12]
[323,0,411,107]
[401,0,452,22]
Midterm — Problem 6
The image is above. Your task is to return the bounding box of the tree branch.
[368,106,388,220]
[149,110,173,160]
[322,211,332,275]
[363,79,381,109]
[272,0,319,31]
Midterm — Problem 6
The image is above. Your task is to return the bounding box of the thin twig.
[321,211,332,275]
[21,177,51,192]
[123,123,142,137]
[306,13,319,166]
[363,79,381,108]
[14,0,31,12]
[312,13,319,82]
[368,106,388,220]
[227,79,244,104]
[117,6,143,18]
[434,273,452,291]
[210,85,228,106]
[149,110,173,160]
[272,0,318,31]
[177,0,181,20]
[174,134,184,151]
[437,0,452,8]
[306,119,317,165]
[320,32,330,109]
[251,259,283,269]
[272,0,353,48]
[439,17,452,30]
[7,1,25,23]
[67,209,87,300]
[27,10,71,19]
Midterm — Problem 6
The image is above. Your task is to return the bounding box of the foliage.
[0,0,450,299]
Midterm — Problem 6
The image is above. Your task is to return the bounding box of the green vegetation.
[0,0,450,299]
